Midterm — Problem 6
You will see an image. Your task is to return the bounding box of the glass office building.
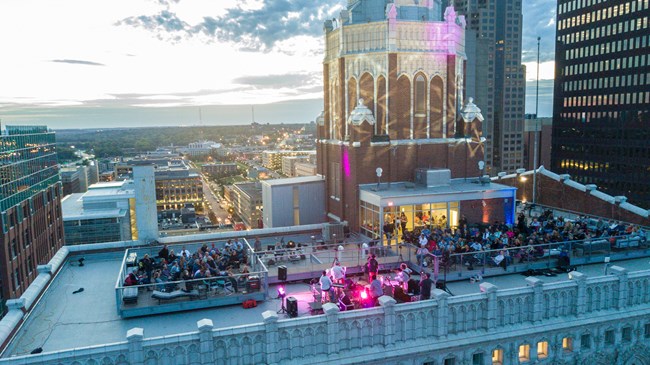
[553,0,650,208]
[0,126,64,315]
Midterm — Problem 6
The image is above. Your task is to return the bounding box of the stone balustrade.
[4,266,650,364]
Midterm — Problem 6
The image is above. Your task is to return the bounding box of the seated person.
[369,274,383,304]
[124,272,139,286]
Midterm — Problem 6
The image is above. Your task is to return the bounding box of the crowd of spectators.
[406,211,647,270]
[123,239,251,294]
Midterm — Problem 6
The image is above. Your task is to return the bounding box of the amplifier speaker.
[286,296,298,318]
[436,280,446,290]
[278,265,287,281]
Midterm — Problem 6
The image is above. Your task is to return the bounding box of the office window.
[472,353,484,365]
[605,329,615,345]
[581,333,591,349]
[645,323,650,338]
[562,337,573,352]
[537,341,549,359]
[518,344,530,362]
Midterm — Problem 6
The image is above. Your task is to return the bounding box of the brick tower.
[317,1,485,230]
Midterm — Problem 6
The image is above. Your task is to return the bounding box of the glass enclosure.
[361,200,460,243]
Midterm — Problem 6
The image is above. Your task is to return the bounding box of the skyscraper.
[0,126,64,317]
[317,1,486,230]
[552,0,650,208]
[454,0,526,174]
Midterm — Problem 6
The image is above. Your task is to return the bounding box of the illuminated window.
[492,349,504,365]
[518,344,530,362]
[563,337,573,352]
[537,341,549,359]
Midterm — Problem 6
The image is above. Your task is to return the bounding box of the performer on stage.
[369,274,383,304]
[330,260,346,284]
[319,270,334,303]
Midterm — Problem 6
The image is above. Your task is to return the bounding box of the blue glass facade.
[0,126,59,212]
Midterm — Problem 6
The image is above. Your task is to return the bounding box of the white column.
[569,271,587,317]
[480,282,498,330]
[197,319,214,364]
[126,328,144,365]
[262,310,279,365]
[379,295,397,345]
[323,302,340,355]
[433,289,450,337]
[610,266,629,309]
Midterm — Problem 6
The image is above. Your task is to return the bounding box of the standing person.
[254,237,262,252]
[395,215,402,236]
[158,245,169,261]
[319,271,334,303]
[330,261,346,284]
[400,212,408,233]
[419,272,433,300]
[365,254,379,282]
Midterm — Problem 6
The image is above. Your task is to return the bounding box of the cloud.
[117,9,190,35]
[233,72,321,89]
[117,0,345,51]
[521,1,557,63]
[51,59,105,66]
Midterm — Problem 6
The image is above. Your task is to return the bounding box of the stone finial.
[323,302,340,314]
[126,327,144,340]
[37,264,52,274]
[262,310,279,323]
[460,97,484,123]
[347,98,376,126]
[480,282,498,293]
[525,277,543,288]
[378,295,397,307]
[568,271,586,281]
[6,298,25,310]
[197,318,214,331]
[444,5,457,23]
[610,266,627,275]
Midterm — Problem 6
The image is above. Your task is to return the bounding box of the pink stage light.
[360,290,368,300]
[278,286,286,297]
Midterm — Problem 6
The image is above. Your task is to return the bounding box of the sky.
[0,0,557,129]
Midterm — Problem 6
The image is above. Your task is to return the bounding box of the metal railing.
[402,232,649,282]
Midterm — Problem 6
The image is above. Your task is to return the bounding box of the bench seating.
[151,289,199,304]
[123,287,139,304]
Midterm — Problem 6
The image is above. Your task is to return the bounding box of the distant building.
[227,182,263,229]
[60,167,82,196]
[294,162,317,177]
[0,126,64,314]
[262,150,316,170]
[523,116,553,171]
[281,155,310,177]
[62,181,136,245]
[202,163,239,178]
[455,0,526,174]
[114,158,204,211]
[178,141,222,157]
[142,148,180,159]
[261,176,326,228]
[553,0,650,208]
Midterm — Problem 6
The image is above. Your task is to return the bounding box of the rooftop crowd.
[402,211,647,269]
